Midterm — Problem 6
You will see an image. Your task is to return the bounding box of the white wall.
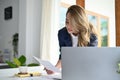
[0,0,42,64]
[19,0,42,64]
[61,0,76,5]
[0,0,19,61]
[85,0,115,47]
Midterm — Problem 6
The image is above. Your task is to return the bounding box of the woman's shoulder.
[89,34,98,46]
[90,33,97,40]
[59,27,67,32]
[58,27,68,34]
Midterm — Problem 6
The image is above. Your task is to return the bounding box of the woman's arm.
[55,59,61,68]
[45,59,61,74]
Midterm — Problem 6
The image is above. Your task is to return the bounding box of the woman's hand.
[45,60,61,74]
[44,68,54,74]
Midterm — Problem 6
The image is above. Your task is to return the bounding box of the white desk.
[0,66,61,80]
[0,76,55,80]
[0,76,61,80]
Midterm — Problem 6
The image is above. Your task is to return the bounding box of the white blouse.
[71,34,78,47]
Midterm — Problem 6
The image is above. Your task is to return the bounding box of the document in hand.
[33,56,61,73]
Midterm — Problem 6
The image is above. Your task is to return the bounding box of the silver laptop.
[61,47,120,80]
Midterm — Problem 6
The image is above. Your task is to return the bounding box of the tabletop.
[0,66,61,80]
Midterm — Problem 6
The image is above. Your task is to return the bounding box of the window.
[59,2,70,29]
[87,10,109,47]
[59,6,67,29]
[100,18,109,46]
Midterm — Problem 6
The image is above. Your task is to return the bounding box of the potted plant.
[117,62,120,73]
[6,55,39,73]
[12,33,19,58]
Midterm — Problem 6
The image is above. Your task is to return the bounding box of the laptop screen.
[61,47,120,80]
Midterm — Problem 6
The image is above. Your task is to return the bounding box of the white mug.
[19,66,28,73]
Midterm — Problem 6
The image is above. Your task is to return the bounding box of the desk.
[0,66,61,80]
[0,76,60,80]
[0,76,54,80]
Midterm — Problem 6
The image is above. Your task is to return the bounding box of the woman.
[46,5,98,74]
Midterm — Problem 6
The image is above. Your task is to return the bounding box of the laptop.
[61,47,120,80]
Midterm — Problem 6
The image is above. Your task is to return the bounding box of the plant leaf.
[13,58,21,67]
[18,55,26,65]
[27,63,39,67]
[6,61,17,68]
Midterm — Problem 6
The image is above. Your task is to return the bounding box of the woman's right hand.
[44,68,54,74]
[45,60,61,74]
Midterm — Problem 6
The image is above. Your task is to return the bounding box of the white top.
[71,34,78,47]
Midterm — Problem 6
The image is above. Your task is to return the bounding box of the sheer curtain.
[40,0,60,65]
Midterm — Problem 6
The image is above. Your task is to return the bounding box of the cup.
[19,66,28,74]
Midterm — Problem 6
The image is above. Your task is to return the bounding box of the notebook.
[61,47,120,80]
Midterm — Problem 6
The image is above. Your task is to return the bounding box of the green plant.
[6,55,39,68]
[117,62,120,73]
[12,33,19,58]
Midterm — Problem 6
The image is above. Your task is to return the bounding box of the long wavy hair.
[66,5,92,46]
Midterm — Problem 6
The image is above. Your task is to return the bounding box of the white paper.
[33,56,61,73]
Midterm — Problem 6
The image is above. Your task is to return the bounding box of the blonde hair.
[89,22,98,36]
[66,5,91,46]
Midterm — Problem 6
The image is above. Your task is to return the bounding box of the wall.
[85,0,115,47]
[0,0,42,64]
[19,0,42,64]
[0,0,19,61]
[61,0,76,5]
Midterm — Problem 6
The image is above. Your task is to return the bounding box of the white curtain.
[40,0,60,64]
